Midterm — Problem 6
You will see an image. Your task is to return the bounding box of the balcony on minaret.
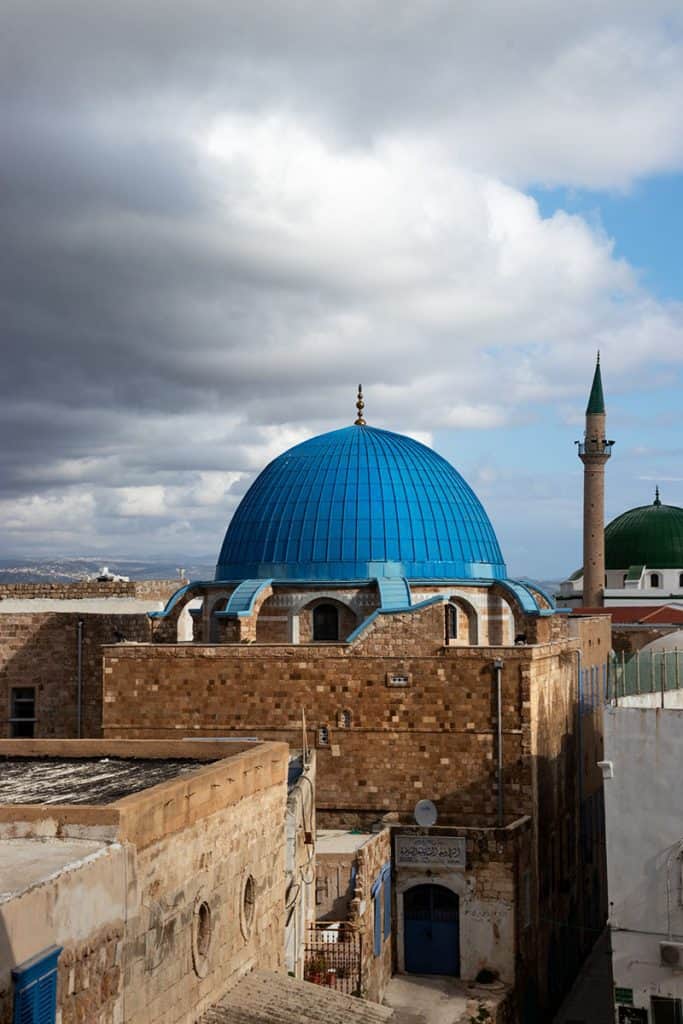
[577,437,614,458]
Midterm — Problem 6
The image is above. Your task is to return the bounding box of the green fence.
[608,649,683,699]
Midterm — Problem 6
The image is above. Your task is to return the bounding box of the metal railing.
[303,922,362,996]
[608,649,683,700]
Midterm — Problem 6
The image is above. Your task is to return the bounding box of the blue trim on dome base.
[215,559,506,583]
[221,579,273,617]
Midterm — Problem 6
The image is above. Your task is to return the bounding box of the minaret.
[577,354,614,607]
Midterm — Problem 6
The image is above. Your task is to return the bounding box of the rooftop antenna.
[354,384,366,426]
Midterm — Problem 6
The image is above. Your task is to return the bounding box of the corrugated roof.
[201,970,395,1023]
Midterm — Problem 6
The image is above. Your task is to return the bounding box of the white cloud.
[4,1,683,572]
[115,486,166,517]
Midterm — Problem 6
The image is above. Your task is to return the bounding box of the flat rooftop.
[0,837,108,903]
[0,757,212,805]
[316,829,375,855]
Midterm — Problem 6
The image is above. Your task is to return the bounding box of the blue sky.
[533,175,683,302]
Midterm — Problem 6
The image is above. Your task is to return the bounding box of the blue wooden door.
[404,884,460,976]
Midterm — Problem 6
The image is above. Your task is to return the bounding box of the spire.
[354,384,366,426]
[654,485,661,507]
[586,351,605,415]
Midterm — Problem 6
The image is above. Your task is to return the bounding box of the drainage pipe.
[76,619,84,738]
[493,658,504,827]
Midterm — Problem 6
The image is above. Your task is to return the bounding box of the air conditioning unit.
[660,941,683,967]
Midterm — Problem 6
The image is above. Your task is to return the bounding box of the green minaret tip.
[586,351,605,415]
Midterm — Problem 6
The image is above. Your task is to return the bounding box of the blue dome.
[216,425,506,581]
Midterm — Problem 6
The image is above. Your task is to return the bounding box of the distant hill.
[0,561,565,596]
[0,557,215,584]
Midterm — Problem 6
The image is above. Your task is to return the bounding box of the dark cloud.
[2,1,683,572]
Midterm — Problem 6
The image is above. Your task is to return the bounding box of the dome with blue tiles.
[216,397,506,582]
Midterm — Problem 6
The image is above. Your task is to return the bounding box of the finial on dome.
[654,485,661,506]
[596,349,600,365]
[354,384,366,426]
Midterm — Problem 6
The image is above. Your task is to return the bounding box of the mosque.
[1,378,613,1020]
[559,357,683,609]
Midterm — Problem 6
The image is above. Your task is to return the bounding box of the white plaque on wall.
[395,835,466,870]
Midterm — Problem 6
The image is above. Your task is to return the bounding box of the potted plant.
[304,954,328,985]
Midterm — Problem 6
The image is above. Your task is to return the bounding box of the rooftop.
[0,756,211,805]
[0,837,108,903]
[571,605,683,625]
[316,829,375,855]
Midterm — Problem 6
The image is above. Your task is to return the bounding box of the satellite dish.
[414,799,438,827]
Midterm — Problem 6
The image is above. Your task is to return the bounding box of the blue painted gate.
[404,884,460,976]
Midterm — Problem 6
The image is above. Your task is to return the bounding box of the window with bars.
[10,687,36,738]
[445,604,458,642]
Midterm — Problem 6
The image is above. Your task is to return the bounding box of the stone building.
[0,579,180,739]
[95,393,606,1020]
[0,738,316,1024]
[0,389,610,1020]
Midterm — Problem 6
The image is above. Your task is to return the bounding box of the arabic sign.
[395,835,466,870]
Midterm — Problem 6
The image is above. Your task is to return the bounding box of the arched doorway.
[312,603,339,641]
[403,884,460,976]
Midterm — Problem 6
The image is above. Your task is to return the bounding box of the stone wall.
[531,613,611,1014]
[100,638,553,826]
[0,613,153,738]
[0,580,181,601]
[122,752,287,1023]
[392,820,531,988]
[0,741,290,1024]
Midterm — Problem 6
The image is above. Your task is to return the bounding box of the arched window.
[679,573,683,589]
[650,572,661,588]
[338,709,352,728]
[313,603,339,641]
[445,604,458,642]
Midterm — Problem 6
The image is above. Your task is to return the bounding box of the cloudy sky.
[3,1,683,578]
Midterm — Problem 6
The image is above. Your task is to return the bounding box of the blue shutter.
[12,946,61,1024]
[383,866,392,940]
[371,872,383,957]
[373,891,382,956]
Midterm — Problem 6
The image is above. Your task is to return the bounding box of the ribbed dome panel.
[605,502,683,570]
[216,425,506,581]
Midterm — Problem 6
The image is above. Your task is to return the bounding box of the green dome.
[605,496,683,570]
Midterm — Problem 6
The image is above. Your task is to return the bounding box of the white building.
[603,693,683,1023]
